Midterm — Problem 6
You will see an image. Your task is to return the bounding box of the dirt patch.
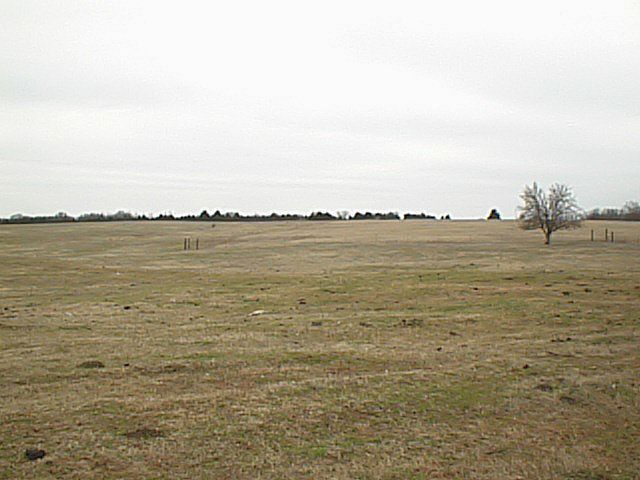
[400,318,424,327]
[560,395,578,405]
[133,363,191,376]
[563,470,611,480]
[535,383,554,392]
[25,448,46,461]
[77,360,105,369]
[124,428,164,440]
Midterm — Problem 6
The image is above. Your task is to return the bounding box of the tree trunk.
[544,230,552,245]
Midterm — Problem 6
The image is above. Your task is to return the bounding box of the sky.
[1,0,639,219]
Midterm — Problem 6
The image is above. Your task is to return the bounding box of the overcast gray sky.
[2,0,639,218]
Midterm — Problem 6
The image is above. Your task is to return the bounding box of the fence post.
[196,238,199,250]
[605,228,608,241]
[188,238,191,250]
[611,231,614,243]
[590,229,594,242]
[184,238,187,250]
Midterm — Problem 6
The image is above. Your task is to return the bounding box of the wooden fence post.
[605,228,608,241]
[184,238,187,250]
[196,238,199,250]
[590,229,594,242]
[611,232,614,243]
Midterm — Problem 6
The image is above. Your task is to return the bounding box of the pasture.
[0,220,639,479]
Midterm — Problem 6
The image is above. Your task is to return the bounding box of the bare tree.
[518,182,582,244]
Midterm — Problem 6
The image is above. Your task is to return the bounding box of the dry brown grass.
[0,220,639,479]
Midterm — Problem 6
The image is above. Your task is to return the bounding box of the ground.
[0,220,638,479]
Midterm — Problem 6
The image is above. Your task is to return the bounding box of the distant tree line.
[352,212,400,220]
[1,209,454,224]
[3,212,77,224]
[5,201,638,226]
[585,201,640,221]
[404,213,436,220]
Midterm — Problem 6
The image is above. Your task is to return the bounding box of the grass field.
[1,220,639,479]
